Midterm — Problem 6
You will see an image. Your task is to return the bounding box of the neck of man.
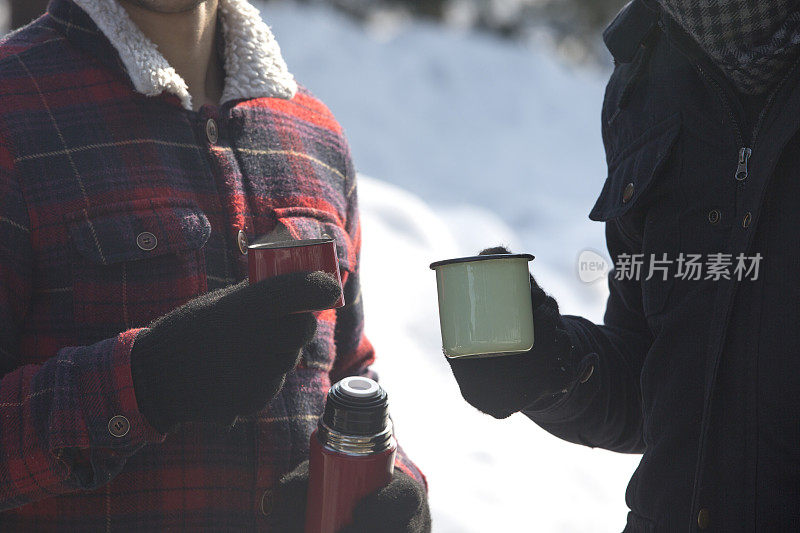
[118,0,224,110]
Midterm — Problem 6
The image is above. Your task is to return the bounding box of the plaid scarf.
[659,0,800,94]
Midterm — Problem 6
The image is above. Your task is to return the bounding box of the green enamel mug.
[430,253,535,359]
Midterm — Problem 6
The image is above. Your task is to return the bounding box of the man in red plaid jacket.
[0,0,429,530]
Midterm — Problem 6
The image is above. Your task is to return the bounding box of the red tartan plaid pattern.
[0,0,425,529]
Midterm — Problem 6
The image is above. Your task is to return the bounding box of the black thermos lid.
[321,377,389,436]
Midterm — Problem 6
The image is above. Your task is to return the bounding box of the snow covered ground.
[358,177,639,533]
[255,2,642,532]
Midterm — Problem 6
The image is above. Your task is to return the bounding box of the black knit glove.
[341,470,431,533]
[446,246,586,419]
[130,271,342,433]
[272,460,431,533]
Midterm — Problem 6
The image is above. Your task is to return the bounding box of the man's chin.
[118,0,210,14]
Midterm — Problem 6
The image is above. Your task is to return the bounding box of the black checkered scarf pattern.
[659,0,800,94]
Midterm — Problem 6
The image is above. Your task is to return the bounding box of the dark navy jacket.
[525,1,800,531]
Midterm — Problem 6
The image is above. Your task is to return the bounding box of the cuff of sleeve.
[394,444,428,492]
[524,351,599,424]
[50,329,166,452]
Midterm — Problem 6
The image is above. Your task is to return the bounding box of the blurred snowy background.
[258,3,641,532]
[1,0,640,531]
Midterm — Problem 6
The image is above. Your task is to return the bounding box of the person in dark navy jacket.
[448,1,800,531]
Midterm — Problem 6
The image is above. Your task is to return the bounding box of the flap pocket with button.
[64,198,211,343]
[65,198,211,265]
[590,114,682,318]
[590,114,681,223]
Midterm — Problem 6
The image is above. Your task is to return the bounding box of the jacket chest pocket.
[64,198,211,343]
[591,114,681,318]
[268,207,354,370]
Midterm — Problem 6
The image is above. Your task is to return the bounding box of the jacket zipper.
[696,59,799,184]
[666,12,798,184]
[735,147,751,182]
[694,64,757,183]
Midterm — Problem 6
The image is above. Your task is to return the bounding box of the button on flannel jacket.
[0,0,425,529]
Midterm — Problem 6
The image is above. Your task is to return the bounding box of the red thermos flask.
[305,377,397,533]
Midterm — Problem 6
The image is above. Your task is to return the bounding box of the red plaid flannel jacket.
[0,0,424,529]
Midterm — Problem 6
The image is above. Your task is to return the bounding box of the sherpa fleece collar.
[70,0,297,109]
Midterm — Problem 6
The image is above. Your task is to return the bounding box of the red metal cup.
[247,237,345,310]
